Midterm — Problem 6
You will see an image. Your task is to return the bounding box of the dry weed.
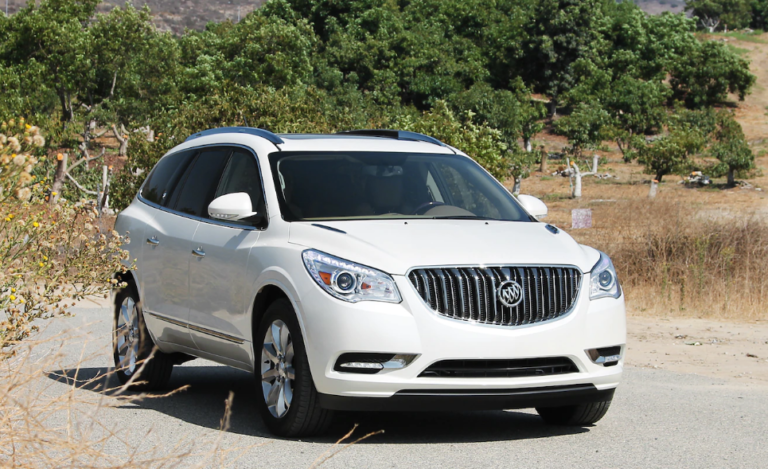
[0,328,256,468]
[568,200,768,319]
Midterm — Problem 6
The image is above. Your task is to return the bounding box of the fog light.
[340,362,384,370]
[334,353,418,374]
[586,346,623,367]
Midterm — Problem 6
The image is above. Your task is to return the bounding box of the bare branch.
[66,173,98,195]
[67,147,105,173]
[109,71,117,99]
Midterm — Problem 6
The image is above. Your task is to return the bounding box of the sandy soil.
[626,316,768,384]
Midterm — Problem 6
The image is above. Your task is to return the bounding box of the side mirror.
[208,192,258,222]
[517,194,548,220]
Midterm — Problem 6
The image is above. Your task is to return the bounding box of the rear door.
[187,148,267,367]
[139,149,198,348]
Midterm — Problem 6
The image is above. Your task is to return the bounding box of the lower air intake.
[419,357,579,378]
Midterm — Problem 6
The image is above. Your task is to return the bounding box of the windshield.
[269,151,531,222]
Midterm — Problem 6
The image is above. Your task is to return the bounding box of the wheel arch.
[113,270,141,302]
[249,279,308,350]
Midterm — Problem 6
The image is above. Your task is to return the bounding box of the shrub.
[0,120,130,350]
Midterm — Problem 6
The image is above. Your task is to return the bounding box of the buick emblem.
[497,280,524,307]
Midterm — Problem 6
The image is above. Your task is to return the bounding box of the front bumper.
[318,385,615,412]
[295,273,626,406]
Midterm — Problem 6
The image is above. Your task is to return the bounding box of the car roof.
[182,127,458,155]
[276,134,456,154]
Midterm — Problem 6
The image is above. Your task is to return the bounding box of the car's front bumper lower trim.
[318,384,615,412]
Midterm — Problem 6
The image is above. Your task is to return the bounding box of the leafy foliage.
[0,0,759,208]
[686,0,753,30]
[0,121,130,347]
[710,110,754,183]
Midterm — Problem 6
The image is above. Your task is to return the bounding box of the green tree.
[669,40,755,108]
[751,0,768,29]
[554,103,611,161]
[523,0,610,115]
[711,110,754,186]
[0,0,100,122]
[449,79,546,151]
[686,0,752,31]
[636,108,715,182]
[394,101,512,181]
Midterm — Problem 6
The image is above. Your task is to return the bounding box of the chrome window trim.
[404,264,585,330]
[137,143,270,231]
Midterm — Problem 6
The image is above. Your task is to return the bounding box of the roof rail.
[185,127,284,145]
[336,129,446,147]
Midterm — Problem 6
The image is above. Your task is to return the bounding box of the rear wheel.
[536,400,612,426]
[255,299,333,437]
[113,286,174,391]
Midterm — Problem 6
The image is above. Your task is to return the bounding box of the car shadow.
[46,365,591,443]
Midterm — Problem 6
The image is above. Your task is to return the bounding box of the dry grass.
[0,328,256,468]
[0,325,382,468]
[567,200,768,320]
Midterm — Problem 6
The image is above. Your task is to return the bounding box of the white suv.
[113,127,626,437]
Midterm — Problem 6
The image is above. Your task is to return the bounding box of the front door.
[187,148,268,367]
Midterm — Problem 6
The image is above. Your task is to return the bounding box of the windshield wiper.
[432,215,497,220]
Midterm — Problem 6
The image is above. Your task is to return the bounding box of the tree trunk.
[524,137,532,153]
[655,170,664,183]
[572,163,582,198]
[512,178,521,195]
[58,88,71,122]
[727,168,735,187]
[99,165,109,215]
[539,151,548,173]
[112,124,128,157]
[549,100,557,117]
[591,154,599,173]
[51,153,68,204]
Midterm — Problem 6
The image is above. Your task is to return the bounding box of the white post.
[572,162,582,198]
[648,179,658,198]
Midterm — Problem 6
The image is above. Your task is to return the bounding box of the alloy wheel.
[115,297,141,375]
[261,319,295,418]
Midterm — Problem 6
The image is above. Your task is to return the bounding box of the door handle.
[146,236,160,245]
[192,247,206,257]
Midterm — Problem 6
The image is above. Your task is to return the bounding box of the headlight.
[302,249,402,303]
[589,251,621,300]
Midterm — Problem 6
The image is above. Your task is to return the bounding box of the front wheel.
[536,400,612,426]
[255,299,333,437]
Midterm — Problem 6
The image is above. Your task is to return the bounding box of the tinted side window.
[214,150,266,226]
[171,147,232,218]
[140,150,195,206]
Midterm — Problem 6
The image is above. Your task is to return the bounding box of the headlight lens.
[590,252,621,300]
[302,249,402,303]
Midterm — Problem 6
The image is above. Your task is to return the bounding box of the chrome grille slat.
[409,265,582,327]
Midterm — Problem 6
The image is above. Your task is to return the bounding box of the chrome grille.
[408,266,582,326]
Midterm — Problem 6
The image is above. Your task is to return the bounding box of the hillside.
[2,0,680,33]
[3,0,264,33]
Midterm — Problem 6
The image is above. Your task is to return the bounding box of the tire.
[255,299,333,437]
[113,285,174,391]
[536,400,612,426]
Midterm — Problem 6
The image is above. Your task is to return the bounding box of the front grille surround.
[407,265,583,327]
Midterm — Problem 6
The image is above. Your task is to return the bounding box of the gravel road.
[33,305,768,469]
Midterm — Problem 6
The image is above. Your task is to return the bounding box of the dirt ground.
[626,315,768,384]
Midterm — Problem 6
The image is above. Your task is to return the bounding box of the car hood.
[288,220,599,275]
